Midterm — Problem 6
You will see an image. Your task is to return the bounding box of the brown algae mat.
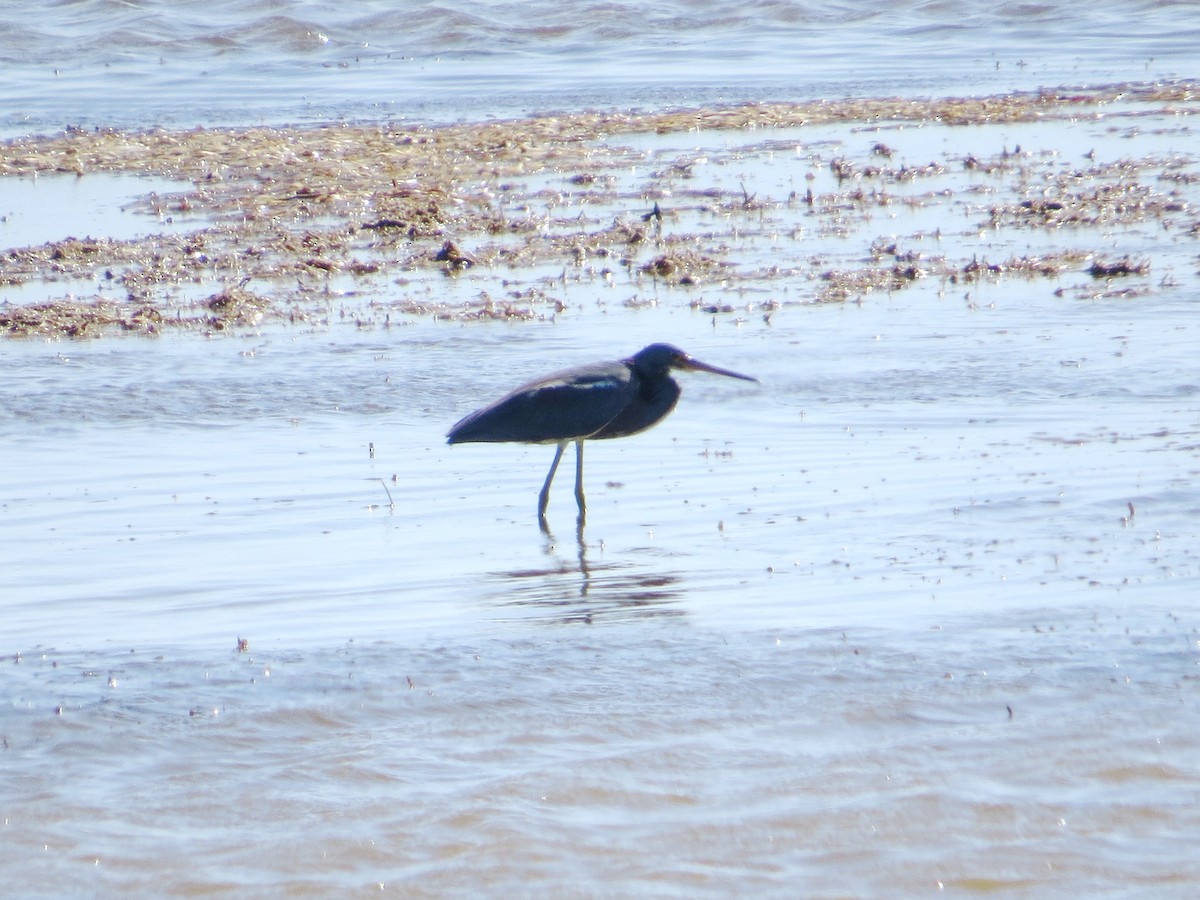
[1,81,1197,337]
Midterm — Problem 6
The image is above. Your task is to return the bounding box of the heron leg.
[574,440,587,519]
[538,442,567,521]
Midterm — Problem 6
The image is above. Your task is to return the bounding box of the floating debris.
[0,80,1196,337]
[1088,258,1151,278]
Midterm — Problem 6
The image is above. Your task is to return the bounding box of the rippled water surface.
[3,2,1200,895]
[2,0,1198,133]
[5,276,1200,893]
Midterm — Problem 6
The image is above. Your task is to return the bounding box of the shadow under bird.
[446,343,758,525]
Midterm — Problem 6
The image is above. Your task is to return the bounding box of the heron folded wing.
[447,369,632,444]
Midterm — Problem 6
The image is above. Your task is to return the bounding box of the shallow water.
[4,274,1200,892]
[4,275,1198,642]
[3,5,1200,894]
[6,618,1198,896]
[0,174,191,249]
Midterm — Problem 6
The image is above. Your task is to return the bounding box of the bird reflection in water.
[447,343,757,531]
[490,524,686,624]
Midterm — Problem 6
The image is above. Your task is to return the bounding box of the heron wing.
[447,362,634,444]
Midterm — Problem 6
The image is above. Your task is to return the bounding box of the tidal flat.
[2,82,1196,336]
[2,83,1199,896]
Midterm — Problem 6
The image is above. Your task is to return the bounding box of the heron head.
[632,343,757,382]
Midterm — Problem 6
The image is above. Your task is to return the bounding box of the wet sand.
[2,84,1200,895]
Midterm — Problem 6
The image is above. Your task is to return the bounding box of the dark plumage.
[447,343,757,524]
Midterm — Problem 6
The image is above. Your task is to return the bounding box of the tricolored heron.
[447,343,757,524]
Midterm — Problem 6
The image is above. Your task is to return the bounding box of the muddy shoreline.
[1,81,1196,337]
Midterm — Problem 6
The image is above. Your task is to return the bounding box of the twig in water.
[378,478,395,511]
